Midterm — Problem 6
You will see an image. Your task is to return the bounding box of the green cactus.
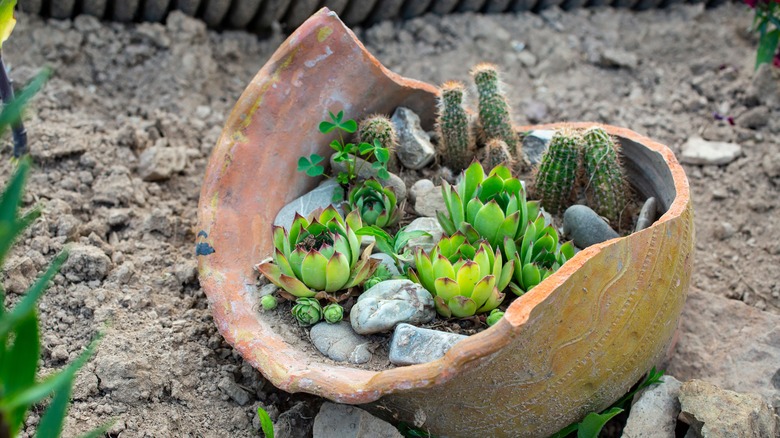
[533,128,582,215]
[359,114,398,170]
[437,80,475,171]
[481,138,514,170]
[471,63,519,157]
[582,127,627,224]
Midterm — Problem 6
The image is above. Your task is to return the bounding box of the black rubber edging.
[24,0,733,31]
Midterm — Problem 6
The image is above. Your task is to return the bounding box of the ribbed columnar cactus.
[359,114,398,169]
[481,138,513,170]
[437,80,474,171]
[471,63,519,156]
[533,129,581,214]
[582,127,627,223]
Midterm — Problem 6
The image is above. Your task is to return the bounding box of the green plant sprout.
[355,225,430,272]
[298,110,391,189]
[0,159,109,438]
[256,405,274,438]
[550,367,665,438]
[744,0,780,69]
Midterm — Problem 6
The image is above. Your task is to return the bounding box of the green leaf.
[548,423,579,438]
[377,168,390,180]
[257,406,275,438]
[319,121,336,134]
[339,119,357,134]
[756,29,780,69]
[76,422,115,438]
[0,69,51,136]
[3,312,39,434]
[305,166,324,177]
[0,250,68,338]
[358,142,373,155]
[371,161,382,170]
[576,407,624,438]
[374,147,390,164]
[36,372,76,438]
[394,230,431,253]
[0,333,101,412]
[0,0,16,47]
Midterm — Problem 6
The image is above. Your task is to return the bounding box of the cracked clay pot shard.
[196,8,694,437]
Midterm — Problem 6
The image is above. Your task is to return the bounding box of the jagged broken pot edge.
[196,8,694,437]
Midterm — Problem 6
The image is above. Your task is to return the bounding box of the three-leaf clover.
[319,110,357,134]
[297,154,324,177]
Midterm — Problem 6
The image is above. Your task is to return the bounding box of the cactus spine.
[471,63,519,157]
[582,127,627,223]
[481,138,514,170]
[533,128,581,214]
[359,114,398,170]
[437,81,475,171]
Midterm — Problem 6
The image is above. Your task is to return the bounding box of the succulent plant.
[256,206,376,298]
[261,294,278,310]
[323,303,345,324]
[359,114,398,170]
[437,80,475,171]
[364,263,394,289]
[437,162,540,251]
[481,138,514,169]
[410,233,514,318]
[344,178,401,228]
[471,63,519,156]
[533,128,581,215]
[486,309,504,326]
[582,127,627,224]
[292,297,322,326]
[503,216,576,295]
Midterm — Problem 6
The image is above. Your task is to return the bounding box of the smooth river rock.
[562,204,620,248]
[389,323,467,366]
[350,280,435,335]
[310,321,372,364]
[272,179,344,230]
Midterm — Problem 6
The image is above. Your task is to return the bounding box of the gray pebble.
[350,280,435,335]
[389,323,467,366]
[563,205,619,248]
[635,197,658,232]
[310,321,372,364]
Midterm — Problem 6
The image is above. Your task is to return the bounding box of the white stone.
[680,137,741,166]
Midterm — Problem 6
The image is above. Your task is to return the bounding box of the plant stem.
[0,52,27,157]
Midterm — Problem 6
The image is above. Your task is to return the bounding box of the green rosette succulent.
[410,233,514,318]
[322,303,344,324]
[256,206,376,298]
[437,162,540,250]
[503,216,576,295]
[345,178,401,228]
[486,309,504,326]
[292,297,322,326]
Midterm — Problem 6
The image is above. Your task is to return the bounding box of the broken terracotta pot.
[197,8,693,437]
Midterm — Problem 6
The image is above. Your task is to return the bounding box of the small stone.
[403,217,443,256]
[680,137,742,166]
[272,179,344,230]
[258,283,277,297]
[350,280,435,335]
[330,154,407,203]
[738,106,769,130]
[635,197,658,232]
[563,205,620,249]
[409,179,434,204]
[522,130,555,165]
[51,345,70,362]
[598,48,638,69]
[61,244,112,282]
[622,375,682,438]
[391,107,436,170]
[218,376,251,406]
[92,166,135,206]
[313,402,402,438]
[414,185,446,218]
[678,380,778,437]
[517,50,537,68]
[389,323,467,366]
[762,152,780,178]
[713,221,736,240]
[137,145,187,181]
[749,63,780,108]
[369,253,400,276]
[310,321,372,364]
[3,256,36,294]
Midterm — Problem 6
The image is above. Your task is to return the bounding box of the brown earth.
[2,3,778,437]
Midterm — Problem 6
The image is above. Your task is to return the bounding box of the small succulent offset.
[256,206,376,298]
[322,303,344,324]
[582,127,627,224]
[437,162,539,251]
[297,110,391,188]
[291,297,322,326]
[486,309,504,327]
[345,178,401,228]
[503,217,575,294]
[363,263,395,289]
[436,81,475,172]
[261,294,278,310]
[410,233,514,318]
